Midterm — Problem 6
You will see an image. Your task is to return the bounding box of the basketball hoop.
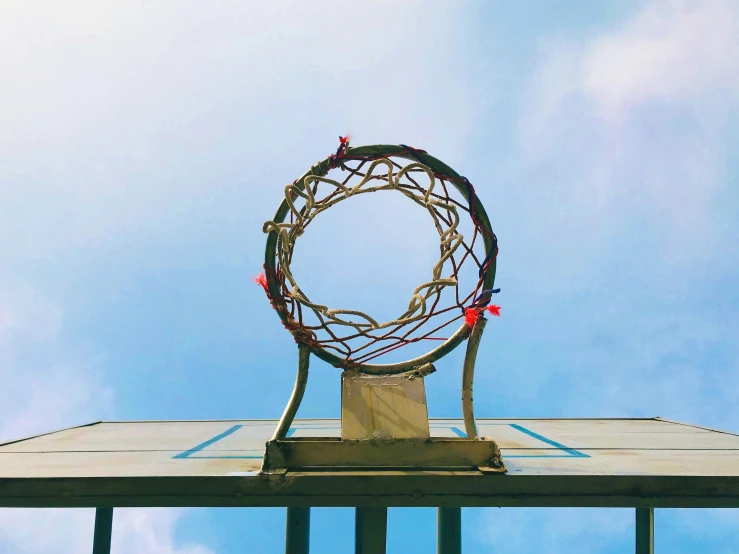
[258,138,505,474]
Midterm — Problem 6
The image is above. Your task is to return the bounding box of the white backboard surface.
[1,418,738,508]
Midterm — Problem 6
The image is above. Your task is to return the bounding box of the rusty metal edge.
[261,437,507,474]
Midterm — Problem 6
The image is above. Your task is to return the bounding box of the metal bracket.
[260,436,506,474]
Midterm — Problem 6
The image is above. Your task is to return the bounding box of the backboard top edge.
[0,421,104,449]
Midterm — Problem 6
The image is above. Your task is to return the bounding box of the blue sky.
[1,0,738,552]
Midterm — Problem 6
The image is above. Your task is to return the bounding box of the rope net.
[258,138,499,369]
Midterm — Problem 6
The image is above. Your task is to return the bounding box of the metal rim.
[263,144,497,375]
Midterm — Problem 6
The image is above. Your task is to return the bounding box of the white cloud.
[0,1,481,262]
[473,3,739,549]
[0,509,93,554]
[112,509,213,554]
[0,508,213,554]
[514,0,739,271]
[582,0,739,121]
[0,282,212,554]
[522,0,739,131]
[0,281,108,441]
[475,508,632,554]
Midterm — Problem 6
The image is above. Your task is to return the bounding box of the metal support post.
[92,507,114,554]
[462,318,486,439]
[355,507,387,554]
[437,507,461,554]
[286,507,311,554]
[635,508,654,554]
[272,345,310,441]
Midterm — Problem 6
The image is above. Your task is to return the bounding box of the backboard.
[1,417,738,508]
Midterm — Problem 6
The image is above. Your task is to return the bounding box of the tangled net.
[258,138,500,370]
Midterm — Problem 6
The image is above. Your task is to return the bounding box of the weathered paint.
[341,372,430,439]
[261,437,505,473]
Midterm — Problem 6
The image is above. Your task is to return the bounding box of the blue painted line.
[173,423,589,460]
[173,424,244,459]
[188,455,264,460]
[509,424,590,458]
[451,425,589,458]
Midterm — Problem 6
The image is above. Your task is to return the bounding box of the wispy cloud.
[0,1,483,264]
[582,0,739,120]
[111,509,213,554]
[0,281,110,440]
[513,0,738,272]
[0,282,212,554]
[0,508,213,554]
[469,2,739,551]
[502,0,739,422]
[475,508,632,554]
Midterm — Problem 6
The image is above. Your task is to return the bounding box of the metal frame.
[272,345,310,441]
[286,507,310,554]
[3,418,737,553]
[86,506,670,554]
[437,508,461,554]
[264,144,499,446]
[355,507,388,554]
[261,436,506,474]
[5,473,736,508]
[635,508,654,554]
[92,507,114,554]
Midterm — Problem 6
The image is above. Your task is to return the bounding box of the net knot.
[253,271,269,293]
[464,305,502,327]
[329,136,351,168]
